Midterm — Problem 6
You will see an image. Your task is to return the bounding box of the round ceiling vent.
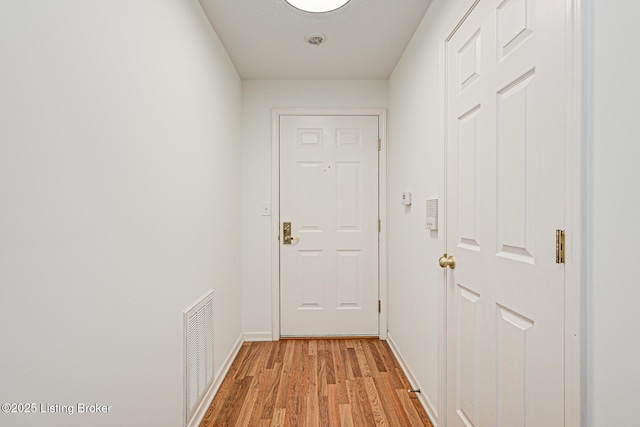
[305,32,326,46]
[285,0,351,13]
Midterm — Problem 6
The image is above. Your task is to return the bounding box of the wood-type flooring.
[200,338,434,427]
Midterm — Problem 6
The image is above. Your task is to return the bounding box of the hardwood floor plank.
[354,341,373,378]
[318,396,329,426]
[235,343,260,379]
[200,339,432,427]
[396,389,428,427]
[374,374,412,427]
[374,341,397,369]
[246,362,275,426]
[346,348,362,378]
[327,384,341,427]
[200,374,235,427]
[317,348,328,397]
[201,378,240,427]
[246,342,267,377]
[366,340,388,373]
[339,340,355,381]
[361,341,382,377]
[409,394,434,427]
[270,408,285,427]
[260,362,282,420]
[306,354,319,427]
[284,340,307,427]
[345,380,365,427]
[331,340,350,405]
[214,375,252,427]
[246,384,268,426]
[363,376,389,426]
[373,341,405,389]
[395,367,412,390]
[354,377,377,426]
[265,342,280,369]
[339,403,355,427]
[268,341,285,368]
[320,349,336,385]
[274,341,295,409]
[234,374,262,427]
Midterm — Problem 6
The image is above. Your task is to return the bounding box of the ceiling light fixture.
[285,0,351,13]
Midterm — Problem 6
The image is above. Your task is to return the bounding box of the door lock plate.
[283,222,292,245]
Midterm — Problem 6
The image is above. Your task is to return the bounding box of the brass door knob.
[439,254,456,270]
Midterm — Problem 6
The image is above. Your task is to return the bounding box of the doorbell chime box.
[401,192,412,206]
[426,198,438,230]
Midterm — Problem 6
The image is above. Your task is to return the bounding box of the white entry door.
[280,115,379,336]
[445,0,566,425]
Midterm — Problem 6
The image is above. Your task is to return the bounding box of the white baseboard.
[243,331,273,342]
[187,334,244,427]
[386,332,439,427]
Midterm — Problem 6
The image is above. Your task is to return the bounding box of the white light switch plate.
[262,202,271,216]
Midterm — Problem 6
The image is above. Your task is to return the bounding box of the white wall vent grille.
[184,290,214,425]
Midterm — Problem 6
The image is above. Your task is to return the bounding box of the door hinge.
[555,229,565,264]
[377,138,381,151]
[378,300,381,313]
[378,219,381,232]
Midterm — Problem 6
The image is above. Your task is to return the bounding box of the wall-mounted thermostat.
[401,192,412,206]
[426,198,438,230]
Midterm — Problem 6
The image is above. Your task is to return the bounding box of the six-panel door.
[445,0,566,425]
[280,115,380,336]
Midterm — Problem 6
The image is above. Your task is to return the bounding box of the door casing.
[271,108,388,341]
[437,0,585,425]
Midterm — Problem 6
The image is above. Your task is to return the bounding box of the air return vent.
[184,291,214,426]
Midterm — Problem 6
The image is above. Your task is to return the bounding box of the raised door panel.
[457,106,482,251]
[456,285,481,427]
[336,162,361,232]
[496,305,534,427]
[496,71,536,263]
[298,162,323,231]
[336,250,361,309]
[298,250,324,310]
[497,0,535,60]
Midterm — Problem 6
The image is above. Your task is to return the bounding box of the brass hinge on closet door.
[377,138,381,151]
[556,229,565,264]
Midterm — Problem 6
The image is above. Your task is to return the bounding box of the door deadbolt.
[282,222,299,245]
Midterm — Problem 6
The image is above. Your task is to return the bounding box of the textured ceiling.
[198,0,432,80]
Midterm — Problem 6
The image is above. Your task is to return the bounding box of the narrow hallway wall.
[0,1,242,426]
[387,0,468,423]
[588,0,640,424]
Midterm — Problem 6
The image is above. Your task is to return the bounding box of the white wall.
[386,0,475,423]
[241,80,387,337]
[0,1,242,426]
[388,0,640,426]
[587,1,640,425]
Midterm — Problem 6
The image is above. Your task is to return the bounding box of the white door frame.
[271,108,388,341]
[437,0,585,425]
